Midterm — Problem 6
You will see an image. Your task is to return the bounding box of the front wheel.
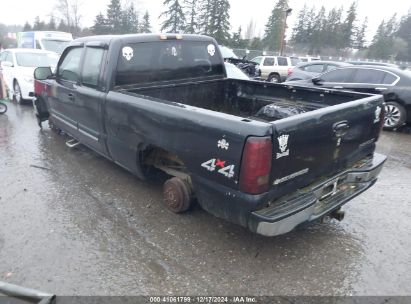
[0,102,7,114]
[13,81,23,104]
[384,101,406,130]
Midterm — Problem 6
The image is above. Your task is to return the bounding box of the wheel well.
[138,145,190,181]
[268,72,280,78]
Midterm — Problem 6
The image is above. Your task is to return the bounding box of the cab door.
[50,46,84,137]
[75,45,108,155]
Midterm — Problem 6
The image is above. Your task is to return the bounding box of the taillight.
[239,136,272,194]
[287,68,293,76]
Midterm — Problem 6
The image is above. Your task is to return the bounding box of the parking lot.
[0,102,410,296]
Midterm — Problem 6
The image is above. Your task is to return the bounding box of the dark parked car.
[285,66,411,130]
[286,61,352,81]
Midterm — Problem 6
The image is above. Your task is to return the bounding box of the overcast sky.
[1,0,410,43]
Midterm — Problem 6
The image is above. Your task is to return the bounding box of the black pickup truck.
[33,34,386,236]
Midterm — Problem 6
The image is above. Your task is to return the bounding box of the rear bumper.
[193,153,386,236]
[249,153,386,236]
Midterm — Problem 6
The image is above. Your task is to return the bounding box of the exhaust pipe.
[331,209,345,221]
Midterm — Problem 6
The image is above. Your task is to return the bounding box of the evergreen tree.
[57,20,70,32]
[140,11,152,33]
[106,0,123,34]
[197,0,213,35]
[184,0,198,34]
[128,3,139,33]
[309,6,326,54]
[118,3,140,34]
[91,12,108,35]
[48,16,57,30]
[291,4,308,44]
[368,15,399,60]
[33,16,46,30]
[160,0,185,33]
[22,21,32,31]
[396,11,411,60]
[263,0,289,51]
[230,26,243,48]
[211,0,231,44]
[354,17,368,49]
[244,19,256,40]
[250,37,263,50]
[341,2,357,48]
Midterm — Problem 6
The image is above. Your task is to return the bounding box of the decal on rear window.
[122,46,133,61]
[207,44,215,56]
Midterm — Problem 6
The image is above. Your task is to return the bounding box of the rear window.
[115,41,224,86]
[277,57,288,66]
[263,57,274,66]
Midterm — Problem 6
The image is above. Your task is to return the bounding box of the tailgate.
[269,94,384,195]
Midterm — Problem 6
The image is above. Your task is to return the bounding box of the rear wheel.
[163,177,192,213]
[267,74,281,83]
[13,81,23,104]
[384,101,406,130]
[0,102,7,114]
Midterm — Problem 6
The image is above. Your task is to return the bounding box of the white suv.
[252,56,300,83]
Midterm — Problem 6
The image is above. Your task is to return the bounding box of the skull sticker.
[122,46,134,61]
[207,44,216,56]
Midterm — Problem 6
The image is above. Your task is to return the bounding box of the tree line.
[289,1,411,61]
[6,0,411,62]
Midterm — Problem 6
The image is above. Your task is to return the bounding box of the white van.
[17,31,73,54]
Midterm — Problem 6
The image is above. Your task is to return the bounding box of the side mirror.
[1,61,13,68]
[312,77,323,85]
[34,66,53,80]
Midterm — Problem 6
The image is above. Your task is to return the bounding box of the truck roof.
[71,34,216,46]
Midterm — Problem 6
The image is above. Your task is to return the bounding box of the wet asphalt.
[0,102,410,296]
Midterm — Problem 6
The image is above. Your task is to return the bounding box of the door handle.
[333,86,344,89]
[68,93,75,101]
[375,87,387,91]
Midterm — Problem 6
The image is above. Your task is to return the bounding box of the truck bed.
[121,78,362,122]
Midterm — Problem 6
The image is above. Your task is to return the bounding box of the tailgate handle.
[333,121,350,137]
[68,93,75,101]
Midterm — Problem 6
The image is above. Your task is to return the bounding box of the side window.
[352,69,386,84]
[277,57,288,66]
[382,72,398,85]
[321,68,354,83]
[57,47,83,82]
[81,47,104,87]
[325,64,339,72]
[263,57,274,66]
[305,64,324,73]
[5,52,13,64]
[0,52,6,62]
